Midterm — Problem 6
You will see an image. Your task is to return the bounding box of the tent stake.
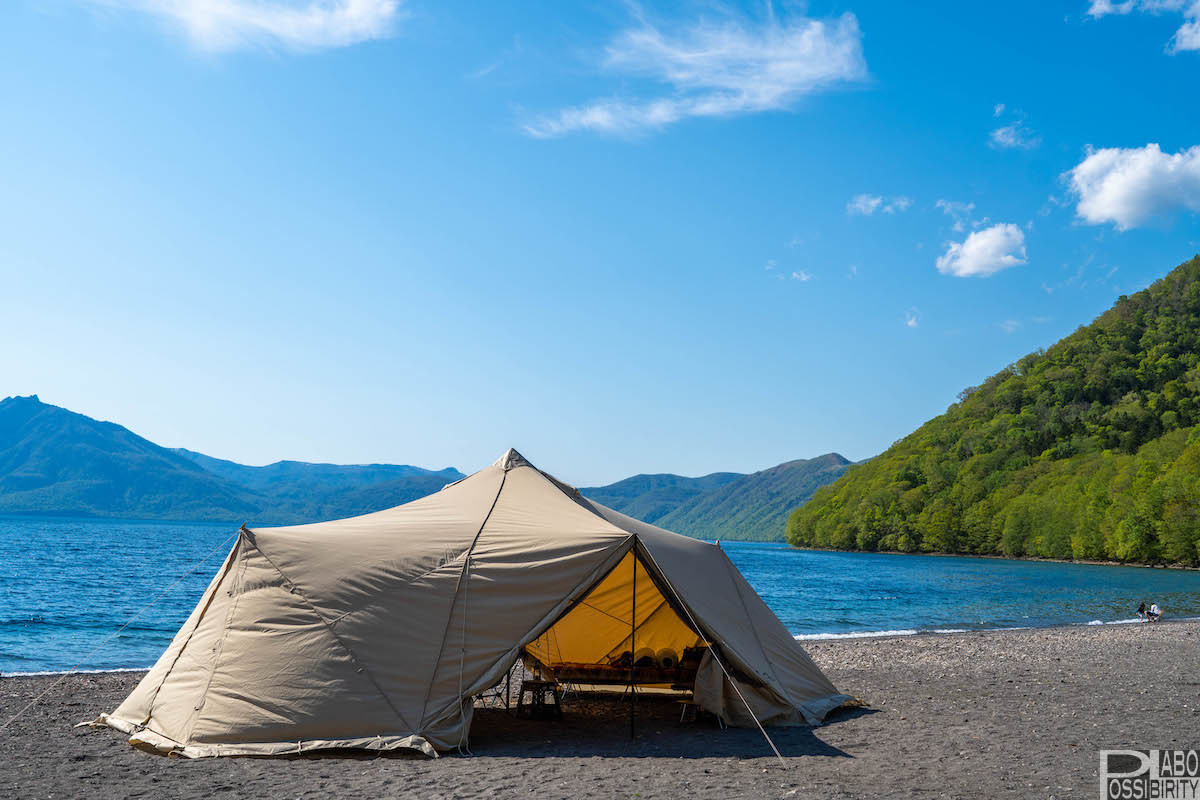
[629,547,636,739]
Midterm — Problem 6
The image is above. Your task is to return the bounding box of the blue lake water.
[2,517,1199,674]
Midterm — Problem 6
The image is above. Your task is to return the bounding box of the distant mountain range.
[0,394,852,539]
[580,453,855,542]
[0,395,463,525]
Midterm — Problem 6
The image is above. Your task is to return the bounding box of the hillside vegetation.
[584,454,853,541]
[788,256,1200,566]
[579,472,744,524]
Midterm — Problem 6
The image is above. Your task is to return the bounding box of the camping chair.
[474,670,512,710]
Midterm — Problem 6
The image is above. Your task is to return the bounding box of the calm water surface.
[3,517,1199,673]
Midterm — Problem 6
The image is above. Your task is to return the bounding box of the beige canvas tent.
[91,449,849,757]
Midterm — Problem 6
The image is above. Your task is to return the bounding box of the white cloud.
[524,10,867,137]
[999,319,1022,334]
[88,0,401,51]
[935,223,1028,278]
[990,122,1040,150]
[904,308,920,328]
[1087,0,1200,53]
[1088,0,1136,16]
[1065,143,1200,230]
[989,104,1040,149]
[847,194,882,215]
[936,199,976,232]
[792,270,813,281]
[847,193,911,215]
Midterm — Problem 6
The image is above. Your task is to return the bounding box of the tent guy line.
[638,542,787,766]
[0,529,240,733]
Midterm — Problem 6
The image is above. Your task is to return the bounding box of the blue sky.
[2,0,1199,485]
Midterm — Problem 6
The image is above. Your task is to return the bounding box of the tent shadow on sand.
[462,699,872,760]
[274,700,872,762]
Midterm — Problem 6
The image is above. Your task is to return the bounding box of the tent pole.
[629,547,637,739]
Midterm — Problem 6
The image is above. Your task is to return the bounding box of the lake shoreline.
[3,620,1195,799]
[787,543,1200,571]
[9,617,1198,677]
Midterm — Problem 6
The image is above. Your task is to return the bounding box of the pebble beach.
[2,620,1196,800]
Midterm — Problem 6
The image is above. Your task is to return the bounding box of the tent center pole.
[629,547,636,739]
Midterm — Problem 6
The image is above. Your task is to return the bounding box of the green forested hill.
[656,454,853,541]
[583,454,853,541]
[579,472,745,524]
[788,256,1200,566]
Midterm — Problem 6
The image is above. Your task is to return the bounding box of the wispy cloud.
[904,307,921,328]
[847,193,911,215]
[936,199,977,232]
[88,0,402,51]
[467,34,523,80]
[1087,0,1200,53]
[989,104,1040,150]
[936,223,1028,278]
[792,270,814,281]
[1065,143,1200,230]
[999,315,1051,334]
[990,122,1040,149]
[523,8,867,138]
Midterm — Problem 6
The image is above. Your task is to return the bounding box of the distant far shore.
[0,511,242,527]
[788,544,1200,571]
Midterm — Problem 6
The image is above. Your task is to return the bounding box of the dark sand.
[2,621,1196,799]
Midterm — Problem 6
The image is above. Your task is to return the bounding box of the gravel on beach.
[1,620,1196,800]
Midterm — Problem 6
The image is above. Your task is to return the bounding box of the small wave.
[794,629,919,640]
[0,666,150,678]
[793,616,1187,642]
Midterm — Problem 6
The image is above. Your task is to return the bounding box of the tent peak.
[494,448,533,471]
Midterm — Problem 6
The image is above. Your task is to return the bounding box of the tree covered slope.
[656,454,853,541]
[579,472,744,524]
[584,454,853,541]
[788,256,1200,565]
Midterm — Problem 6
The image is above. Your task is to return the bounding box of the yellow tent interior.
[523,550,706,683]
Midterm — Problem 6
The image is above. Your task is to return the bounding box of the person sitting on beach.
[1138,601,1147,622]
[1148,602,1162,623]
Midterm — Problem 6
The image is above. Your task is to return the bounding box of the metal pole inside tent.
[629,547,636,739]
